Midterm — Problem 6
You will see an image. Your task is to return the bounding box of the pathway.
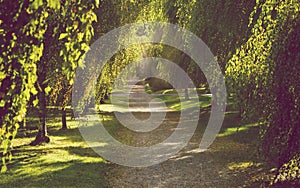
[96,82,260,187]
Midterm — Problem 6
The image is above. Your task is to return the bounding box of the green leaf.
[59,33,68,40]
[33,98,39,106]
[45,86,51,95]
[30,87,38,95]
[1,165,7,173]
[31,0,43,10]
[77,33,84,41]
[0,100,5,107]
[0,71,6,80]
[47,0,60,9]
[95,0,100,8]
[69,79,74,85]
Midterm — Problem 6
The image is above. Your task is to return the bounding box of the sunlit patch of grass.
[97,87,211,112]
[154,89,212,111]
[228,162,258,170]
[169,97,211,111]
[160,89,177,95]
[157,87,207,95]
[98,103,127,112]
[217,122,260,137]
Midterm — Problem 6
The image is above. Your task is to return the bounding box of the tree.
[0,0,47,171]
[0,0,98,170]
[226,0,300,183]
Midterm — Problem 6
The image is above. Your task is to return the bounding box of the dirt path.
[99,83,261,187]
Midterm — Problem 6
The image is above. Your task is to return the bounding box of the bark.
[61,107,67,130]
[61,84,73,129]
[30,85,50,145]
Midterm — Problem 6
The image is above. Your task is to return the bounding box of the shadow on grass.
[3,132,109,187]
[0,107,111,187]
[217,112,261,145]
[1,159,108,187]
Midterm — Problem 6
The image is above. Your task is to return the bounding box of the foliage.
[271,154,300,186]
[0,0,98,171]
[92,0,255,99]
[0,0,48,172]
[91,0,168,104]
[225,0,300,175]
[1,1,299,185]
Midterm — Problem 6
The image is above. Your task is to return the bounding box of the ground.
[0,85,276,187]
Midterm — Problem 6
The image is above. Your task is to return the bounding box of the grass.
[0,89,274,187]
[0,108,109,187]
[98,87,212,112]
[148,88,212,111]
[217,122,261,137]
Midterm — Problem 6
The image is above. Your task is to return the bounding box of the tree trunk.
[30,88,50,145]
[61,107,67,130]
[184,88,189,100]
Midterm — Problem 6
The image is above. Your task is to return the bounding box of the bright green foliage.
[0,0,98,171]
[47,0,98,109]
[170,0,255,69]
[91,0,169,104]
[58,0,98,84]
[0,0,47,171]
[93,0,254,101]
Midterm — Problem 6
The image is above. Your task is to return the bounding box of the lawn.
[0,89,275,187]
[0,108,110,187]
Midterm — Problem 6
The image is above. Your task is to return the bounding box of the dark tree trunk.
[30,20,58,146]
[30,85,50,145]
[60,84,73,128]
[61,107,67,130]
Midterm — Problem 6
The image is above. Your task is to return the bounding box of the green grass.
[98,87,212,112]
[0,91,271,187]
[0,109,109,187]
[150,88,212,111]
[217,122,261,137]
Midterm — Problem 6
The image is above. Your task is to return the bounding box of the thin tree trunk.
[61,85,72,129]
[61,107,67,130]
[184,88,189,100]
